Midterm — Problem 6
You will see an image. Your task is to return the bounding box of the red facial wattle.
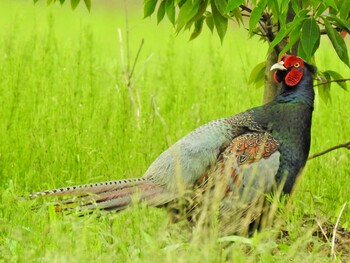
[273,55,305,86]
[285,68,303,86]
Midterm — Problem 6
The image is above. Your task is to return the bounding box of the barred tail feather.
[30,178,175,212]
[29,177,149,198]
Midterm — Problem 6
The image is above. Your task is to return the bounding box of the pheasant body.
[30,54,316,233]
[143,111,263,190]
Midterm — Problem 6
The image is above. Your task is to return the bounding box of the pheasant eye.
[294,63,300,68]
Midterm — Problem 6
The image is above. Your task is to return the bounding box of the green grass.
[0,0,349,262]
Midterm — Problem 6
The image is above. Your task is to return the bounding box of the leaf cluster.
[144,0,349,67]
[34,0,350,68]
[146,0,350,103]
[145,1,350,102]
[34,0,91,11]
[35,0,350,102]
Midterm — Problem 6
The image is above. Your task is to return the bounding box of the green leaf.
[268,0,279,24]
[268,27,290,52]
[279,25,301,56]
[297,9,310,18]
[83,0,91,11]
[339,0,350,20]
[190,16,205,40]
[268,10,307,52]
[277,0,289,26]
[249,0,267,33]
[211,0,228,43]
[322,17,350,67]
[166,0,176,25]
[315,3,328,17]
[280,0,289,13]
[297,41,308,60]
[47,0,53,5]
[226,0,244,12]
[71,0,80,10]
[300,18,320,61]
[323,0,338,10]
[290,0,301,14]
[248,61,266,88]
[205,12,214,33]
[176,0,200,32]
[229,7,243,25]
[177,0,186,8]
[157,1,166,24]
[144,0,158,18]
[185,0,208,30]
[268,14,307,53]
[326,14,350,34]
[325,70,348,90]
[33,0,39,4]
[214,0,227,15]
[317,71,331,104]
[278,10,288,28]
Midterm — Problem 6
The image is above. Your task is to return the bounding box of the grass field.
[0,0,349,262]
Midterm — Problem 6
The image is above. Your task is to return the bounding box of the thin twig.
[243,27,268,37]
[331,202,347,260]
[240,4,268,22]
[239,5,252,13]
[124,1,130,74]
[119,1,144,126]
[258,20,267,35]
[118,28,125,75]
[118,27,136,111]
[316,219,330,243]
[313,78,350,87]
[129,39,144,81]
[308,141,350,160]
[316,19,344,33]
[133,53,154,84]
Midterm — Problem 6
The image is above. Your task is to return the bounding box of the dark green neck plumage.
[276,66,315,108]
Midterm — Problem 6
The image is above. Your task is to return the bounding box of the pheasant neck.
[276,68,315,108]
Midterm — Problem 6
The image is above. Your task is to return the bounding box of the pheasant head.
[270,54,316,106]
[271,54,316,87]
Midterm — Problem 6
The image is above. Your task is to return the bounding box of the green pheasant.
[30,54,316,234]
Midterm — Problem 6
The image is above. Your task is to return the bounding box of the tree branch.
[308,141,350,160]
[313,78,350,87]
[320,29,328,35]
[239,5,252,14]
[240,5,268,22]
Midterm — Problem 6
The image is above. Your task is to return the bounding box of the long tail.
[30,178,175,212]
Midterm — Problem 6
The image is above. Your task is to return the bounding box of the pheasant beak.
[270,61,287,71]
